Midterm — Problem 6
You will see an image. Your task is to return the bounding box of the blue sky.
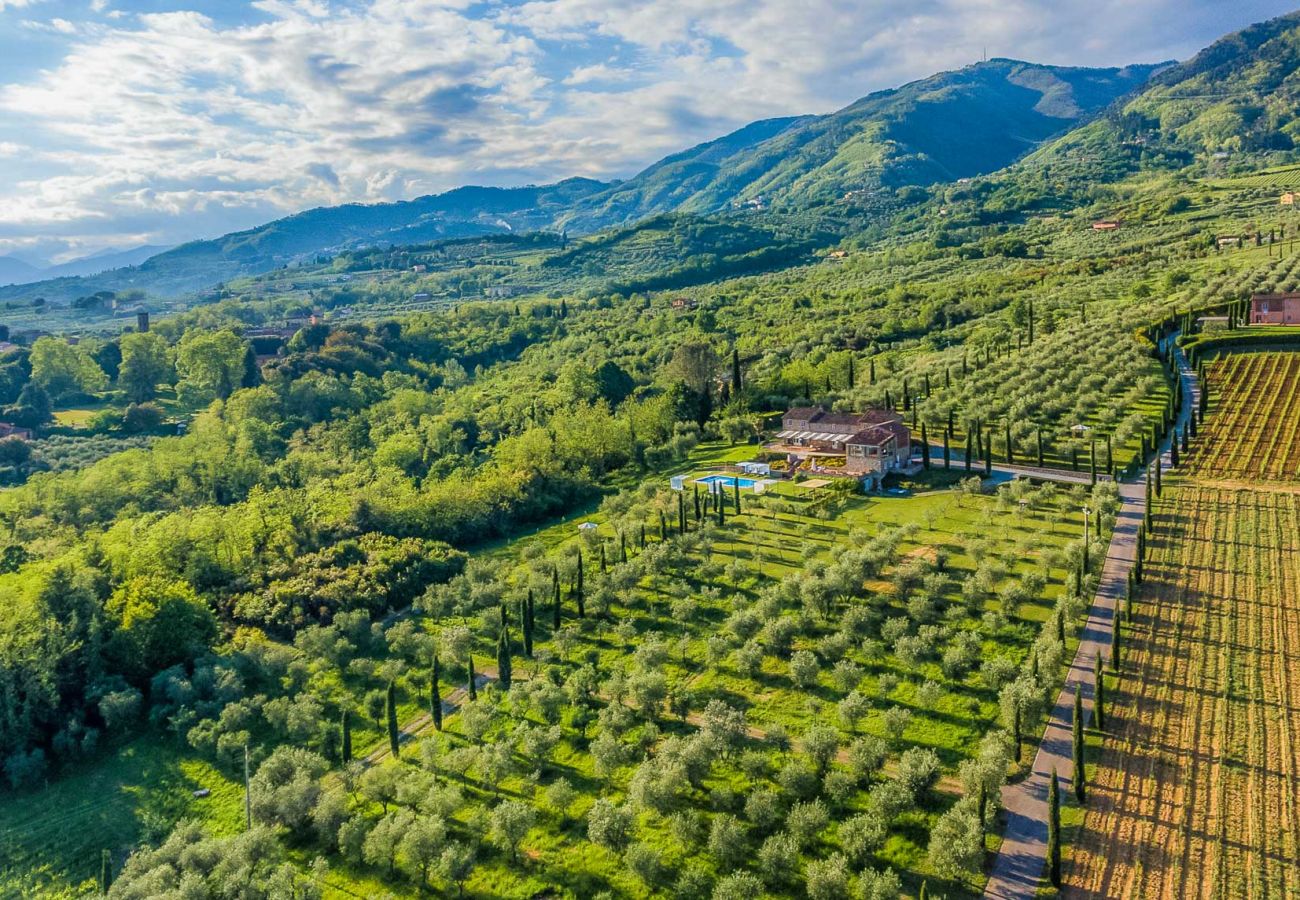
[0,0,1294,264]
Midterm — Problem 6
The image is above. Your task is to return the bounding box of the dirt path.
[983,337,1197,899]
[361,665,500,766]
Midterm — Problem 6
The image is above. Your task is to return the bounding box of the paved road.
[922,447,1114,487]
[983,338,1197,899]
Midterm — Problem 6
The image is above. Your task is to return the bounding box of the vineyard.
[1185,352,1300,482]
[1068,351,1300,897]
[1065,484,1300,898]
[1204,163,1300,190]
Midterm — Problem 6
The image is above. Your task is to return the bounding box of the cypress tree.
[1071,446,1079,472]
[964,429,972,472]
[1005,419,1014,465]
[1037,429,1044,467]
[869,357,876,385]
[386,681,400,759]
[552,567,562,630]
[1110,622,1121,672]
[1012,701,1022,763]
[924,372,931,397]
[497,612,513,691]
[920,421,930,469]
[1144,469,1153,534]
[903,378,910,410]
[639,523,646,549]
[658,510,666,541]
[1094,654,1106,731]
[734,477,741,514]
[717,488,725,525]
[847,355,855,389]
[341,708,353,762]
[522,594,534,658]
[431,656,443,730]
[984,443,992,477]
[1171,431,1180,467]
[977,781,988,832]
[1072,687,1086,802]
[942,429,951,469]
[575,550,585,618]
[1155,454,1162,497]
[620,531,627,563]
[600,544,607,574]
[101,849,113,895]
[1047,768,1062,887]
[1090,438,1097,486]
[693,484,701,522]
[678,490,686,533]
[919,882,928,900]
[1057,608,1066,645]
[1106,434,1114,476]
[732,348,743,394]
[467,651,477,701]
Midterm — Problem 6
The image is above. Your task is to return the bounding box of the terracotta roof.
[785,406,901,422]
[846,423,905,447]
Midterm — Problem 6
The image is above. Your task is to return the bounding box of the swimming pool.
[695,474,759,489]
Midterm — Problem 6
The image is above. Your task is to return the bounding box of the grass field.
[1066,352,1300,898]
[0,739,243,898]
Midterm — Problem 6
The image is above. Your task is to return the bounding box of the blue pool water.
[696,474,759,489]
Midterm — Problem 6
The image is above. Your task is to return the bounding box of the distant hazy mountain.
[43,245,174,280]
[0,59,1163,305]
[0,256,43,287]
[0,179,610,305]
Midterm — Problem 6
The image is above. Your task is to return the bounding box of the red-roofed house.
[771,407,911,485]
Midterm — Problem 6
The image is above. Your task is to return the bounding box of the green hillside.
[562,59,1165,231]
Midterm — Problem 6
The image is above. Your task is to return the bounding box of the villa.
[770,407,911,486]
[1250,292,1300,325]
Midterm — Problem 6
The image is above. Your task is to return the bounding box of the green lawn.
[0,737,243,897]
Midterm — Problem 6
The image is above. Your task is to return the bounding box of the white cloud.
[0,0,1294,257]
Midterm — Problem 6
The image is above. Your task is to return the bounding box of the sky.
[0,0,1294,265]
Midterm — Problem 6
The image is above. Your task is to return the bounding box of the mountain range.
[13,12,1300,310]
[0,245,172,289]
